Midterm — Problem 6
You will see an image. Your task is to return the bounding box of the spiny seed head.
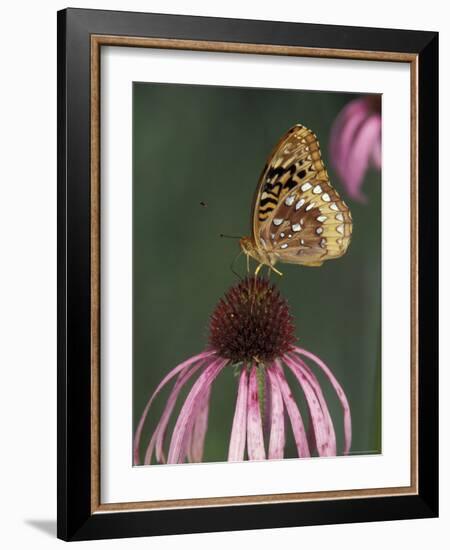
[209,277,296,363]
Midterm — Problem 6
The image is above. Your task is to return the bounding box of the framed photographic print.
[57,8,438,541]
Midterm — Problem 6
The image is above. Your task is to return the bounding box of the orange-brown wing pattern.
[258,179,352,266]
[252,124,328,231]
[252,125,352,267]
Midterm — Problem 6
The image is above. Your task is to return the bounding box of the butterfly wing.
[252,125,352,267]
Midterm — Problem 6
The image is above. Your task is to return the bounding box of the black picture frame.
[57,7,438,541]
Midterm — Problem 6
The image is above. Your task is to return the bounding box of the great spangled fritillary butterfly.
[240,124,352,275]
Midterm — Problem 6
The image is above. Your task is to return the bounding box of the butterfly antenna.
[220,233,241,240]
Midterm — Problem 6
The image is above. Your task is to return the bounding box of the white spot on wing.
[292,223,301,232]
[337,224,344,234]
[322,193,331,202]
[317,215,327,222]
[316,227,323,235]
[285,195,295,206]
[301,182,312,192]
[295,199,305,210]
[330,203,339,211]
[280,243,288,249]
[313,185,322,194]
[335,213,344,222]
[273,218,283,226]
[305,202,316,211]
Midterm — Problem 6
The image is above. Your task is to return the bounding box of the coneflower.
[134,277,351,465]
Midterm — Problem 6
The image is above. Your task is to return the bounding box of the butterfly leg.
[269,264,283,277]
[254,263,263,277]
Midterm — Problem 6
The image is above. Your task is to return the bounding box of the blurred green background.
[133,82,381,464]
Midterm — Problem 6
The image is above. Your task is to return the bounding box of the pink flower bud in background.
[329,96,381,203]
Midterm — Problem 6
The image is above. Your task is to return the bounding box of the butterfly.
[240,124,352,275]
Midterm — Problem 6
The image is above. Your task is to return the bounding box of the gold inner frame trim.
[90,34,419,514]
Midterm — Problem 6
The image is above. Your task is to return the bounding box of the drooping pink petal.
[181,369,221,464]
[306,407,317,456]
[228,368,249,462]
[266,366,285,459]
[246,365,266,461]
[273,360,310,458]
[370,133,382,169]
[143,359,207,465]
[167,359,226,464]
[330,98,371,181]
[188,385,212,463]
[343,113,381,201]
[262,368,272,443]
[290,356,337,455]
[294,347,352,455]
[133,350,216,465]
[284,355,336,457]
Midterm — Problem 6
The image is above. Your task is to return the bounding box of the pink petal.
[330,98,370,179]
[228,368,249,462]
[370,133,382,169]
[133,350,216,465]
[306,407,317,455]
[188,385,211,463]
[342,114,381,201]
[143,359,207,465]
[284,355,336,457]
[262,369,272,442]
[183,379,217,464]
[294,347,352,454]
[266,366,285,459]
[167,359,226,464]
[246,365,266,460]
[273,360,310,458]
[292,357,337,455]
